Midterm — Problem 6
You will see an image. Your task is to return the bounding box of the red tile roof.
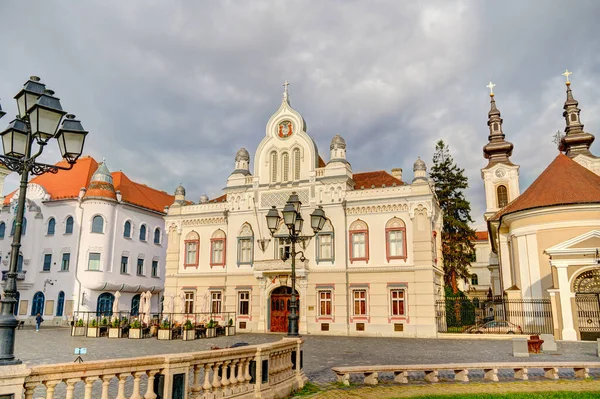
[475,231,489,241]
[3,156,174,213]
[208,194,227,203]
[353,170,404,189]
[318,156,326,168]
[491,153,600,221]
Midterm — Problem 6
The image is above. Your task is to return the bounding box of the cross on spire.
[486,81,496,96]
[562,69,572,84]
[552,130,564,146]
[283,80,290,100]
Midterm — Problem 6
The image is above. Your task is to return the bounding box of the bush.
[76,319,84,327]
[160,319,171,329]
[444,287,475,328]
[183,320,193,330]
[90,319,98,327]
[207,319,215,329]
[228,318,233,326]
[100,317,108,326]
[130,319,141,329]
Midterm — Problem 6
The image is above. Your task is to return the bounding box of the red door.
[270,286,299,333]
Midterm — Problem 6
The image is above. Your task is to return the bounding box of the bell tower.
[481,83,520,219]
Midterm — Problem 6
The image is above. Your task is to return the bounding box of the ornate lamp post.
[0,76,88,365]
[266,193,326,336]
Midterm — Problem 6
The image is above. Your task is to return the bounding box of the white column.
[555,264,577,341]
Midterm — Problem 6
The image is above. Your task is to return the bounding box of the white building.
[163,85,443,337]
[0,157,173,324]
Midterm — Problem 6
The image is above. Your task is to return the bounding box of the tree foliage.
[430,140,476,294]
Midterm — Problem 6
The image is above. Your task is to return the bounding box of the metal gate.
[576,294,600,341]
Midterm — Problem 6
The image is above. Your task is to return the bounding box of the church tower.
[481,83,520,219]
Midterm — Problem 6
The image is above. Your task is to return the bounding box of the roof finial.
[283,80,290,102]
[486,81,496,97]
[562,69,572,85]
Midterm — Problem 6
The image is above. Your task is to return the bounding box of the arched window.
[65,216,74,234]
[497,185,508,208]
[293,148,301,180]
[349,220,369,263]
[210,229,226,267]
[139,224,147,241]
[13,291,20,316]
[282,153,289,182]
[153,228,161,244]
[271,151,278,183]
[124,221,132,238]
[316,219,334,264]
[184,231,200,267]
[96,292,115,316]
[571,113,577,122]
[385,218,407,261]
[471,274,479,286]
[31,291,45,316]
[131,294,141,316]
[10,218,27,237]
[91,215,104,233]
[16,255,23,272]
[0,222,5,239]
[56,291,65,317]
[237,224,254,266]
[47,218,56,235]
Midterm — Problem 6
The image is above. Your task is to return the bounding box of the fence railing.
[20,338,305,399]
[436,297,554,335]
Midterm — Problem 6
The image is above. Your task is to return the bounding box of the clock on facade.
[495,169,506,178]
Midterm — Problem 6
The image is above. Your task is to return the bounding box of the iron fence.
[436,296,553,335]
[575,294,600,341]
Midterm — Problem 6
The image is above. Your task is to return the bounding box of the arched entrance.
[131,294,141,316]
[270,286,299,333]
[574,269,600,341]
[96,293,115,316]
[31,292,45,316]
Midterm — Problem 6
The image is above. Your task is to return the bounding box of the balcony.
[253,259,308,273]
[1,270,27,281]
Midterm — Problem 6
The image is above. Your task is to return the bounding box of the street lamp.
[265,193,327,336]
[0,76,88,365]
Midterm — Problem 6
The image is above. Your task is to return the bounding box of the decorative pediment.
[545,230,600,256]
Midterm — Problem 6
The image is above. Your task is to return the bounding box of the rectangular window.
[317,233,333,261]
[238,291,250,315]
[211,239,225,266]
[43,254,52,272]
[350,232,367,261]
[61,253,70,271]
[185,241,198,266]
[353,290,367,315]
[88,253,100,271]
[151,260,158,277]
[184,291,194,314]
[390,289,405,316]
[239,238,253,264]
[386,229,406,260]
[277,238,291,261]
[318,290,332,316]
[211,291,222,313]
[120,256,128,274]
[137,258,144,276]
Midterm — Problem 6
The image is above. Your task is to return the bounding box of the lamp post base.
[0,313,21,365]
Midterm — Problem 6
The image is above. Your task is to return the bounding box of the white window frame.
[352,289,367,316]
[184,291,194,314]
[238,291,250,316]
[318,290,333,317]
[211,291,222,314]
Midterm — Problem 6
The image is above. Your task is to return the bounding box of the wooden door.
[270,294,289,332]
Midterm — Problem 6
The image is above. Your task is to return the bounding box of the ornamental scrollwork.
[574,269,600,293]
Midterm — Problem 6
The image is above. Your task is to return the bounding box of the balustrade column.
[191,365,202,393]
[116,373,130,399]
[101,375,115,399]
[84,377,99,399]
[144,370,159,399]
[244,357,252,382]
[24,382,37,399]
[229,359,238,385]
[65,378,80,399]
[44,380,60,399]
[130,371,146,399]
[237,358,246,383]
[203,363,213,391]
[221,361,231,387]
[211,363,222,388]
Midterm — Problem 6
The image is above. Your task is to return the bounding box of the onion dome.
[84,160,116,200]
[412,157,427,183]
[483,89,514,168]
[559,74,595,158]
[175,185,186,196]
[199,194,209,203]
[330,134,346,150]
[413,157,426,172]
[235,148,250,162]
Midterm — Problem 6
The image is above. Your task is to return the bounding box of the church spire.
[559,70,595,158]
[283,80,290,104]
[483,83,514,167]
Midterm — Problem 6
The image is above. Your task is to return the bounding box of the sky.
[1,0,599,229]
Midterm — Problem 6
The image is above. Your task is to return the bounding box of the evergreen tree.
[430,140,476,294]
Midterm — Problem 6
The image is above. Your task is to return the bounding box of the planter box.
[129,328,143,339]
[158,329,172,340]
[86,327,99,338]
[182,329,195,341]
[72,326,85,336]
[108,327,122,338]
[226,326,235,336]
[206,327,216,338]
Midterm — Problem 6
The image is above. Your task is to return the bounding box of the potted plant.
[86,318,99,338]
[129,319,143,339]
[226,318,235,336]
[206,319,217,338]
[108,318,122,338]
[182,320,195,341]
[72,318,85,336]
[157,319,172,340]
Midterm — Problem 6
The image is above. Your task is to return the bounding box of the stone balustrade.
[3,338,305,399]
[332,361,600,386]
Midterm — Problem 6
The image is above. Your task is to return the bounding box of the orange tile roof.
[490,153,600,221]
[475,231,489,241]
[318,156,326,168]
[208,194,227,203]
[353,170,404,189]
[3,156,174,213]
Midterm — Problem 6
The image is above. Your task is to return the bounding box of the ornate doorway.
[270,286,299,333]
[574,269,600,341]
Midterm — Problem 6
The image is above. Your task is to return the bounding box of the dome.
[235,148,250,161]
[175,185,186,196]
[91,161,113,185]
[84,160,116,200]
[330,134,346,150]
[199,194,209,203]
[413,157,426,172]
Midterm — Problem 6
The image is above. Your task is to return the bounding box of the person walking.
[35,313,43,332]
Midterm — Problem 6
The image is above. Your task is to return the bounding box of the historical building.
[163,85,443,337]
[482,75,600,340]
[462,231,493,298]
[0,157,173,324]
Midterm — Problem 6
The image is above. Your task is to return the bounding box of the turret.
[328,134,347,164]
[232,148,251,175]
[559,70,596,158]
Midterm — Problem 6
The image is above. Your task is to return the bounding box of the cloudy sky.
[1,0,599,228]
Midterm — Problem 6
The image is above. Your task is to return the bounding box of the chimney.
[391,168,403,181]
